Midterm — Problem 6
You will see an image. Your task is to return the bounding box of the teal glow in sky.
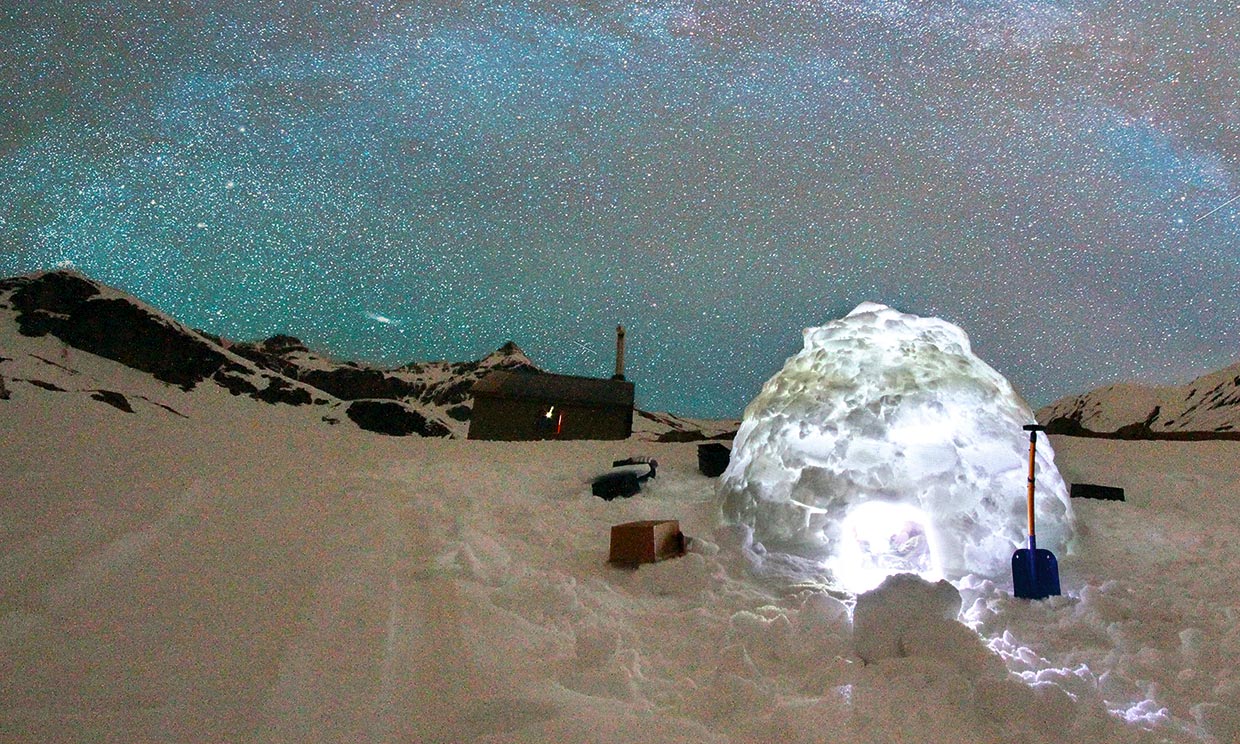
[2,0,1237,417]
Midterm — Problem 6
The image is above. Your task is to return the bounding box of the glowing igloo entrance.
[718,303,1073,592]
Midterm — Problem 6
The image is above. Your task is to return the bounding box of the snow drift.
[719,302,1074,589]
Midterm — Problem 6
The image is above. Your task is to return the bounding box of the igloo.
[718,302,1074,592]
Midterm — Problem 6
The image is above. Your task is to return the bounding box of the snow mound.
[719,303,1073,590]
[853,573,990,671]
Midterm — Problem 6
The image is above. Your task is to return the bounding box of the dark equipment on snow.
[592,457,658,501]
[1070,483,1125,501]
[1013,424,1061,600]
[697,442,731,477]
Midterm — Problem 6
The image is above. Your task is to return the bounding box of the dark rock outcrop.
[253,377,316,406]
[300,367,416,401]
[345,399,450,437]
[8,274,238,390]
[91,389,134,413]
[1043,417,1240,442]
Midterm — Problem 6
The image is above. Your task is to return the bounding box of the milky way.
[2,1,1237,417]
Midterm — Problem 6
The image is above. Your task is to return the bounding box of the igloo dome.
[718,303,1073,591]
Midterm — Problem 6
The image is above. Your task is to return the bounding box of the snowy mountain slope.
[0,272,341,426]
[4,367,1240,742]
[633,409,738,442]
[0,271,323,405]
[1037,361,1240,440]
[224,334,737,441]
[0,270,734,441]
[0,271,462,437]
[226,336,541,435]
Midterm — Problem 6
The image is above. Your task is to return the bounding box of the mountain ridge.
[1037,361,1240,441]
[0,270,734,440]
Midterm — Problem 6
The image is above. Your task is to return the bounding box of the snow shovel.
[1012,424,1061,599]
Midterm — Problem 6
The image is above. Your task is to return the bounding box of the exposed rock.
[91,390,134,413]
[211,369,316,406]
[655,429,737,443]
[232,336,539,421]
[7,269,100,318]
[253,377,316,406]
[149,399,189,419]
[213,369,261,397]
[345,399,451,437]
[299,367,416,400]
[255,334,309,355]
[635,409,739,443]
[65,298,247,391]
[7,273,242,390]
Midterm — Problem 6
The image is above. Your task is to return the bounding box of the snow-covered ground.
[3,381,1240,743]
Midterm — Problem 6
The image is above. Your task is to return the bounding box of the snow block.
[609,520,686,565]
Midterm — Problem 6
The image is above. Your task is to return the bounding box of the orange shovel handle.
[1027,436,1037,537]
[1023,424,1046,537]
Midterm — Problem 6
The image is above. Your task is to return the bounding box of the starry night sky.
[2,1,1237,417]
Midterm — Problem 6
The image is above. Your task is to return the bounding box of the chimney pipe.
[612,324,626,380]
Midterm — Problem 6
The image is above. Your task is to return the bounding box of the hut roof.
[472,370,634,407]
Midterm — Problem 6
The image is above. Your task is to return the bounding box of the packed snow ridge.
[719,302,1074,591]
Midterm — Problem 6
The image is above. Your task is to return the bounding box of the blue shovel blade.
[1012,548,1061,599]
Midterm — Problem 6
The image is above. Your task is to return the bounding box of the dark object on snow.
[697,442,731,477]
[592,458,657,500]
[1070,483,1125,501]
[90,389,133,413]
[468,369,634,441]
[608,519,685,565]
[593,472,641,500]
[1013,424,1061,600]
[345,399,451,437]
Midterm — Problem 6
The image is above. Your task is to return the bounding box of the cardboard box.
[609,520,685,565]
